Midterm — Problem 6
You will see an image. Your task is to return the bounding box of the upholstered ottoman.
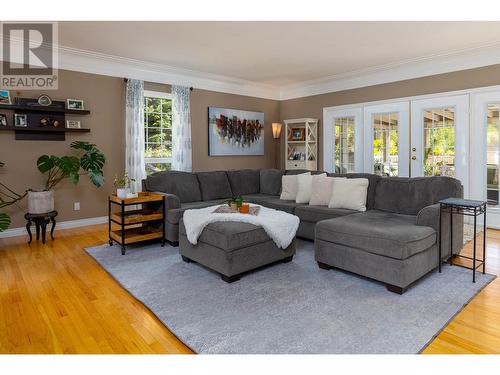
[179,218,296,283]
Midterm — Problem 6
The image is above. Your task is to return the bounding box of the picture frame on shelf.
[0,90,12,105]
[14,114,28,127]
[66,120,81,129]
[0,113,7,126]
[67,99,84,110]
[291,128,305,141]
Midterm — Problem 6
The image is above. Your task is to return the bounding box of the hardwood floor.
[0,225,192,354]
[0,224,499,354]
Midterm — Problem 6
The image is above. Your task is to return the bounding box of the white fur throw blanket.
[182,204,299,249]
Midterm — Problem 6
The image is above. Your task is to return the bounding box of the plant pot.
[28,190,55,214]
[117,188,129,199]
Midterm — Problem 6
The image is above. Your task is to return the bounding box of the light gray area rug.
[85,240,495,354]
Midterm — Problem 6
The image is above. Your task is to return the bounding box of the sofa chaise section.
[314,176,463,294]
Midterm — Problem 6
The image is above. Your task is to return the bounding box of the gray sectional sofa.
[143,168,463,293]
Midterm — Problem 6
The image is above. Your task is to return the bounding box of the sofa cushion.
[196,171,233,201]
[242,193,277,206]
[315,210,436,260]
[259,197,305,214]
[167,200,227,224]
[374,176,463,215]
[143,171,202,203]
[328,178,369,211]
[280,172,310,200]
[295,205,357,223]
[179,220,269,252]
[327,173,381,210]
[227,169,260,196]
[260,169,284,195]
[296,173,327,203]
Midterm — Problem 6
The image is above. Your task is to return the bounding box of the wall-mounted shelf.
[0,126,90,133]
[0,104,90,115]
[0,100,91,141]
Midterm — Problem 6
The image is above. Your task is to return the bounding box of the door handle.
[412,147,416,152]
[411,156,416,160]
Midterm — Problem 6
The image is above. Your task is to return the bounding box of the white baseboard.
[0,216,108,239]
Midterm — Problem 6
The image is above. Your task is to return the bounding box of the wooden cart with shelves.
[108,192,165,255]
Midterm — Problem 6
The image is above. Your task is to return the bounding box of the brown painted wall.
[191,89,280,171]
[280,64,500,170]
[1,71,280,229]
[0,70,126,229]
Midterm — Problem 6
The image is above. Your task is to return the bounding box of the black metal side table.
[438,198,486,282]
[24,210,58,244]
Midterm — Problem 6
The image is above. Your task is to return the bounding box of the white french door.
[323,108,363,173]
[363,102,410,176]
[410,95,470,197]
[471,91,500,228]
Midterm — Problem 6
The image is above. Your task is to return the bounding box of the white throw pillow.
[280,172,311,201]
[296,173,326,203]
[328,178,369,211]
[309,176,346,206]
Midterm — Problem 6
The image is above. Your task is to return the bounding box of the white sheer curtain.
[125,79,146,193]
[172,85,193,172]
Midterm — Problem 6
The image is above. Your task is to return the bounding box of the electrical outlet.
[74,202,80,211]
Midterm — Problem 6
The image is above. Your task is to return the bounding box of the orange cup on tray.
[239,203,250,214]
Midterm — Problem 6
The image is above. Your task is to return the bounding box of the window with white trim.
[144,90,172,174]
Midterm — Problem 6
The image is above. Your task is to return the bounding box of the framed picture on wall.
[0,113,8,126]
[208,107,265,156]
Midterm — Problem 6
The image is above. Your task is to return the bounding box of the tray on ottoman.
[179,218,296,283]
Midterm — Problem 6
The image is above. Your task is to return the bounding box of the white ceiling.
[59,21,500,89]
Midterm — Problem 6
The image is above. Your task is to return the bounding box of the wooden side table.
[438,198,487,283]
[108,192,165,255]
[25,211,58,244]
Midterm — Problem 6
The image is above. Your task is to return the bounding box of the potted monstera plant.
[0,161,27,232]
[30,141,106,214]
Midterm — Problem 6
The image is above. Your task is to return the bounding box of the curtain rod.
[123,78,193,91]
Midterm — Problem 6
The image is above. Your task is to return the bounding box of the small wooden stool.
[24,211,58,244]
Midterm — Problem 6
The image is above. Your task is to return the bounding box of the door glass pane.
[423,107,455,177]
[372,112,398,176]
[487,104,499,206]
[334,117,355,173]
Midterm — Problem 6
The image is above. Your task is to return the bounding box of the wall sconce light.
[272,122,282,139]
[272,122,282,169]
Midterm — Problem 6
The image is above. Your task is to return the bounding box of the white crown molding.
[3,34,500,102]
[1,35,281,100]
[279,41,500,100]
[0,216,108,239]
[57,45,281,100]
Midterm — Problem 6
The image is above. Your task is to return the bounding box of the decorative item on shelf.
[14,113,27,127]
[239,203,250,214]
[113,171,136,199]
[0,114,7,126]
[227,196,244,211]
[66,120,81,129]
[37,94,52,106]
[39,117,60,128]
[291,128,305,141]
[208,107,264,156]
[0,90,11,105]
[31,141,106,214]
[67,99,84,110]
